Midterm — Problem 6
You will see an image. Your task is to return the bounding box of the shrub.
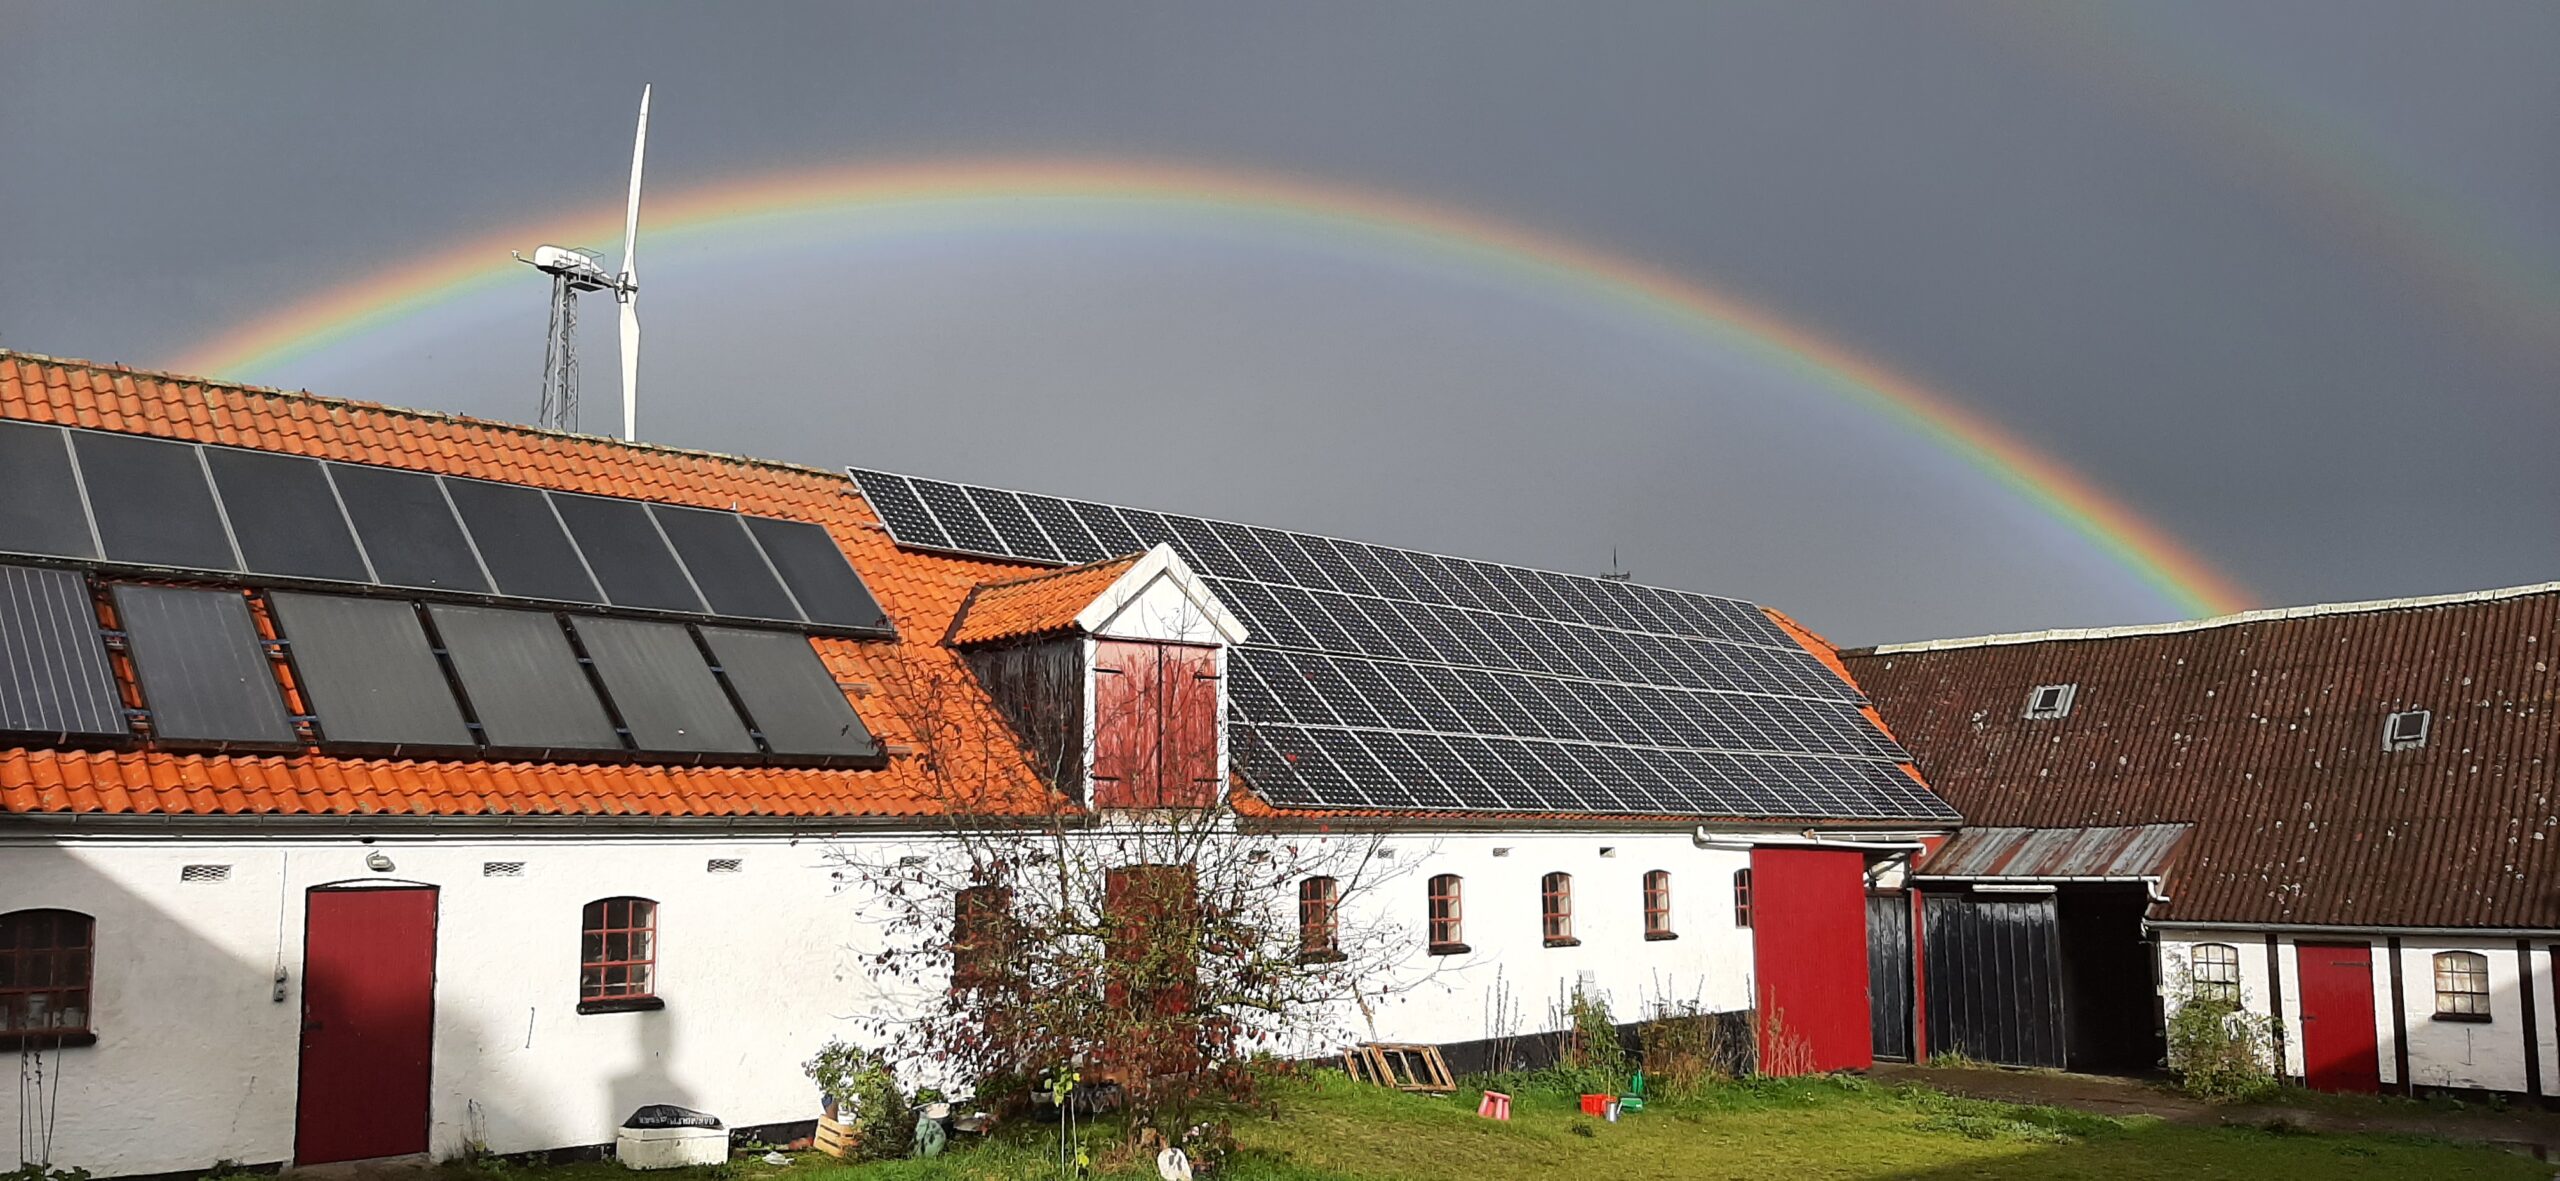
[2165,997,2277,1102]
[1637,999,1735,1097]
[802,1038,912,1160]
[1557,984,1629,1089]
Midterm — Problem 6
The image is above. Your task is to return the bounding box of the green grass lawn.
[473,1073,2546,1181]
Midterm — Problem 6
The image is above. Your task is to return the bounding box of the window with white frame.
[2434,951,2489,1020]
[2384,709,2430,752]
[2024,683,2077,720]
[2190,942,2241,1005]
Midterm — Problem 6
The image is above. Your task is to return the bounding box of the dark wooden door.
[1867,893,1915,1061]
[1921,891,2066,1068]
[297,887,438,1164]
[2295,941,2381,1094]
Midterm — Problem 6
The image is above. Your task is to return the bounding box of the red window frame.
[580,897,658,1010]
[1643,870,1674,939]
[1541,872,1576,947]
[0,909,95,1044]
[1427,874,1465,954]
[1732,868,1753,929]
[1297,876,1341,962]
[953,884,1014,990]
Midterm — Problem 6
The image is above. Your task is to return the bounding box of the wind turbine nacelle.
[528,245,610,278]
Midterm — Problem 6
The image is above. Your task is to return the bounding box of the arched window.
[1427,874,1465,954]
[0,909,94,1042]
[2190,942,2241,1004]
[1297,876,1341,962]
[1732,868,1754,929]
[1541,872,1576,946]
[2435,952,2490,1020]
[579,897,659,1012]
[1643,870,1674,939]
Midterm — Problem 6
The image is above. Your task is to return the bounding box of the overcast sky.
[3,1,2552,644]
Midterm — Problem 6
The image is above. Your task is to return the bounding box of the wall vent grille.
[483,861,526,878]
[180,863,232,883]
[707,858,744,874]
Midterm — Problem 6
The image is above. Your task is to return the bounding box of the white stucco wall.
[0,823,1770,1177]
[2156,928,2554,1096]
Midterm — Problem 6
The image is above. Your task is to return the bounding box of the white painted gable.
[1075,543,1247,646]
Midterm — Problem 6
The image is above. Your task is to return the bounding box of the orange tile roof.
[0,352,1060,820]
[946,553,1145,646]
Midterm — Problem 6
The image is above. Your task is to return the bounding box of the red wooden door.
[1091,640,1220,808]
[297,887,439,1164]
[1749,847,1874,1075]
[2295,941,2381,1094]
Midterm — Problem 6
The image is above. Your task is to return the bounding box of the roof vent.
[2024,683,2077,720]
[2384,709,2430,752]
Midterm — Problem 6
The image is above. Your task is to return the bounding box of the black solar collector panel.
[442,478,602,603]
[742,517,890,632]
[330,464,488,593]
[0,423,94,560]
[550,493,702,613]
[697,625,877,759]
[424,604,622,751]
[651,505,802,622]
[205,450,372,583]
[570,616,755,755]
[112,584,296,747]
[0,565,124,739]
[269,592,474,749]
[75,433,239,572]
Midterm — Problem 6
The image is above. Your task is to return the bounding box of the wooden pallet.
[1342,1042,1455,1094]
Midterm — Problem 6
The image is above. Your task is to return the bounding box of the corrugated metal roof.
[1841,587,2560,930]
[1917,824,2191,880]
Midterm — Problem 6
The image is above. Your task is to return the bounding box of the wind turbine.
[517,85,651,441]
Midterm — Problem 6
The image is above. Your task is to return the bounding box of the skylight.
[2024,683,2077,720]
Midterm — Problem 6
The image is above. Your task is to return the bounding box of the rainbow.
[176,158,2251,617]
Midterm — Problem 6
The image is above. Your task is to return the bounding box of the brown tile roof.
[1840,585,2560,929]
[947,553,1145,646]
[0,352,1059,820]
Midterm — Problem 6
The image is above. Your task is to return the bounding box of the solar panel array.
[0,560,878,764]
[846,468,1954,822]
[0,421,890,634]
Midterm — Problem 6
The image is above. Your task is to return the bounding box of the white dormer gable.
[1075,544,1248,647]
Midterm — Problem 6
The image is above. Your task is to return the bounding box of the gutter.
[1692,826,1934,853]
[1918,872,2172,906]
[2153,919,2560,940]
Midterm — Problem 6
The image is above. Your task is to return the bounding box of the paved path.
[1871,1063,2560,1162]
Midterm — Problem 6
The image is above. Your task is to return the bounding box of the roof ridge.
[0,348,848,485]
[1856,578,2560,655]
[969,549,1148,591]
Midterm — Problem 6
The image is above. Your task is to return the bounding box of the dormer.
[947,545,1247,808]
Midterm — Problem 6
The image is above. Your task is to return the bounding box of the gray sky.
[3,1,2552,644]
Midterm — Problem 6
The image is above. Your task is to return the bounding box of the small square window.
[2024,684,2076,720]
[2384,710,2430,751]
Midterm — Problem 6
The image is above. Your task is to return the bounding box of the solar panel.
[650,505,801,622]
[442,477,601,603]
[268,592,473,749]
[74,433,238,572]
[845,469,952,552]
[329,464,489,593]
[0,423,95,560]
[423,604,621,751]
[696,625,877,758]
[741,517,891,632]
[0,565,124,739]
[549,493,703,613]
[569,616,755,754]
[838,466,1954,822]
[204,450,372,583]
[112,584,295,746]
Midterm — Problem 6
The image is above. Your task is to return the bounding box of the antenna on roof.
[1601,547,1634,581]
[515,84,650,441]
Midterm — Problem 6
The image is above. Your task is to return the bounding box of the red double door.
[2295,941,2382,1093]
[296,887,440,1164]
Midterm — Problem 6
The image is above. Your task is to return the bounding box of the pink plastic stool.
[1477,1090,1511,1121]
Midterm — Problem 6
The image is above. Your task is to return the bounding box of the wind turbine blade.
[620,298,641,442]
[621,84,650,287]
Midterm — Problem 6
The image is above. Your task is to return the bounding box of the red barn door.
[296,886,438,1164]
[2296,942,2382,1093]
[1750,847,1873,1074]
[1092,640,1220,808]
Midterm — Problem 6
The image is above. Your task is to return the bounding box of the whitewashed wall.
[2156,928,2555,1096]
[0,823,1767,1177]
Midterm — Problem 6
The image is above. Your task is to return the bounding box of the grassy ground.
[462,1073,2549,1181]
